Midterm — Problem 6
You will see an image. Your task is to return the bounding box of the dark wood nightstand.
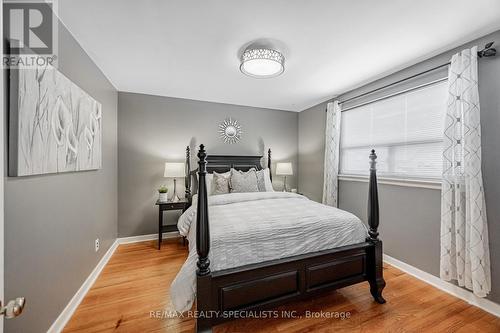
[155,199,189,250]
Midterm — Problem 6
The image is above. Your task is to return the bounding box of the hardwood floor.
[64,239,500,333]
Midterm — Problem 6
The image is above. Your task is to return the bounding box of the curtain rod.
[338,62,449,106]
[332,41,496,109]
[341,77,448,112]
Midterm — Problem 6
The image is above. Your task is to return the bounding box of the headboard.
[184,146,272,204]
[205,155,263,173]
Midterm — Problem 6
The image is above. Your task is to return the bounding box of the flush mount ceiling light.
[240,48,284,78]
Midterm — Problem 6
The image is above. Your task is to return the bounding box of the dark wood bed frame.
[184,145,385,333]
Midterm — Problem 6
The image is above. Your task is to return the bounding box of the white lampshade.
[276,162,293,176]
[164,162,185,178]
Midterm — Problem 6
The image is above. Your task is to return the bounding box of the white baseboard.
[47,239,119,333]
[48,232,182,332]
[383,254,500,318]
[117,231,179,244]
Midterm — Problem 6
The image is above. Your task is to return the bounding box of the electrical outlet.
[95,238,100,252]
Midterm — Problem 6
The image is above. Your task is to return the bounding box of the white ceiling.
[58,0,500,112]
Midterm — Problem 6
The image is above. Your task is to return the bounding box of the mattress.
[170,191,368,312]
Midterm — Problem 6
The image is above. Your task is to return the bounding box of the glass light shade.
[276,162,293,176]
[240,48,284,78]
[164,162,185,178]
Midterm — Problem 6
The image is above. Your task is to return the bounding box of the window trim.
[338,174,441,190]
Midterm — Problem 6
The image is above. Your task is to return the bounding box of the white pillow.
[205,173,214,195]
[255,168,274,192]
[263,168,274,192]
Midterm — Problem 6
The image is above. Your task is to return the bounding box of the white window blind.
[340,80,447,180]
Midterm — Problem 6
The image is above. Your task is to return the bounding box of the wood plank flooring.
[64,239,500,333]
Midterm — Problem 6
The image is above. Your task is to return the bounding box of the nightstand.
[155,199,189,250]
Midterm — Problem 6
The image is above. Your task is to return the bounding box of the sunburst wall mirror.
[218,118,242,144]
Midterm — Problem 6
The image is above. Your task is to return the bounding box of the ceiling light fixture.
[240,48,284,78]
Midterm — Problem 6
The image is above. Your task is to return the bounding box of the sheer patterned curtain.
[322,101,341,207]
[440,46,491,297]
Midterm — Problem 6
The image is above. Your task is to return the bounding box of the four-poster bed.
[182,145,385,333]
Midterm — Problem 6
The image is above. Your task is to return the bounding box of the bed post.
[185,146,192,205]
[268,148,272,182]
[196,144,212,333]
[367,149,386,304]
[368,150,380,241]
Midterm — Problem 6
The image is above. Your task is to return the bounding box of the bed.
[171,145,385,332]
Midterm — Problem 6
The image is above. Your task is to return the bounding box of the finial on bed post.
[185,146,192,204]
[196,144,210,276]
[268,148,272,182]
[368,149,380,241]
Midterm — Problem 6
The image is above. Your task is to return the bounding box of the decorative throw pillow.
[212,171,231,195]
[230,168,259,193]
[196,171,229,196]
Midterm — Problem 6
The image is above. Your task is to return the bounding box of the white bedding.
[170,192,368,312]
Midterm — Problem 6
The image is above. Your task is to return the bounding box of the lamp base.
[172,178,181,202]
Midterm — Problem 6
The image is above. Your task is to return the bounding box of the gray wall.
[298,102,327,203]
[118,93,298,237]
[298,30,500,305]
[3,14,118,333]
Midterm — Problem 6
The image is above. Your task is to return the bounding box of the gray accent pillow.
[230,168,259,193]
[212,171,230,195]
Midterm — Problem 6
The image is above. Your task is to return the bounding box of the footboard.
[194,146,385,333]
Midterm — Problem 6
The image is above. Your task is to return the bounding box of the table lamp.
[276,162,293,192]
[164,162,185,202]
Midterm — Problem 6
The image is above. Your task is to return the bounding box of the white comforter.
[170,192,368,312]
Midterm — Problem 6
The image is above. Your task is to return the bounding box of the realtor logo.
[3,0,58,67]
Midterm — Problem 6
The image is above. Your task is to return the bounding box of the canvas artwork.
[9,63,102,176]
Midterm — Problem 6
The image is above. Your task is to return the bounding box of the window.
[340,80,447,180]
